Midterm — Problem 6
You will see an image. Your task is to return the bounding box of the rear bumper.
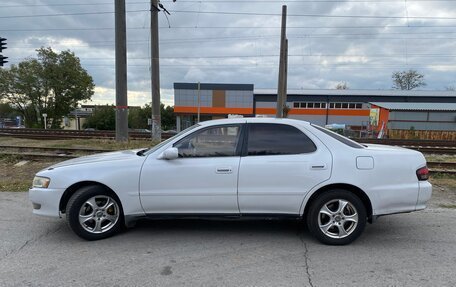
[416,181,432,210]
[29,187,65,218]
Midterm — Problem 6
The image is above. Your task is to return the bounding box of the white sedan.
[29,118,432,245]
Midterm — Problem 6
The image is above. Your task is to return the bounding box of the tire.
[66,185,124,241]
[306,189,367,245]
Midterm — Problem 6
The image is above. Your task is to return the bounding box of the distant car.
[29,118,432,245]
[163,129,178,135]
[84,128,96,131]
[132,129,151,133]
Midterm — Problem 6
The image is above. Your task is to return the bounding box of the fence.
[387,129,456,141]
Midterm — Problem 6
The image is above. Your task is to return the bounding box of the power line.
[2,8,456,20]
[0,9,148,19]
[170,9,456,20]
[79,64,456,71]
[3,24,456,32]
[7,32,456,49]
[3,0,456,7]
[10,54,456,61]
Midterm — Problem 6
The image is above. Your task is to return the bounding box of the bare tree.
[445,85,455,91]
[392,70,426,90]
[335,82,349,90]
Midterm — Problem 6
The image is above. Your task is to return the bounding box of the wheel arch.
[302,183,373,223]
[59,181,122,214]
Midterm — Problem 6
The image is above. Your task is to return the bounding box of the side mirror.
[158,147,179,160]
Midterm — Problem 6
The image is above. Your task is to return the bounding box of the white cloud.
[1,0,455,107]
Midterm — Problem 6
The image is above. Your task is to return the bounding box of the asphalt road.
[1,192,455,287]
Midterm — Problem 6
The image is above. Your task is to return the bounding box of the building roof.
[370,102,456,111]
[175,82,254,91]
[254,89,456,97]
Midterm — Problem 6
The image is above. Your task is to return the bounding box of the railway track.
[0,128,455,154]
[1,145,455,174]
[0,128,175,140]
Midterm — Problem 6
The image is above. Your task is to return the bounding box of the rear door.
[238,123,332,214]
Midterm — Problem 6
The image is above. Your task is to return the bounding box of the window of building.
[335,103,342,109]
[314,103,321,108]
[321,103,327,109]
[247,123,317,156]
[293,102,300,108]
[342,103,349,109]
[349,103,355,109]
[307,103,314,108]
[356,103,363,109]
[174,125,241,158]
[330,103,335,109]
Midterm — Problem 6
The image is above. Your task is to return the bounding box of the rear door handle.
[216,167,233,174]
[311,164,327,170]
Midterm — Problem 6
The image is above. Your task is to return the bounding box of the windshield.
[143,124,200,155]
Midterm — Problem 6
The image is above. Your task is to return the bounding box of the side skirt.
[125,213,301,227]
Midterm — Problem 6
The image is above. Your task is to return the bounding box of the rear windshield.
[311,124,364,149]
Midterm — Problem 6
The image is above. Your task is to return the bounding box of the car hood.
[47,149,144,169]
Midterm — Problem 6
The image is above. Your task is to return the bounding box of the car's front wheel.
[66,186,124,241]
[306,190,367,245]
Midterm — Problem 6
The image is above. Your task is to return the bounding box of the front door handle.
[216,167,233,174]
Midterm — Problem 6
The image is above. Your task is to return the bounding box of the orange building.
[174,83,456,132]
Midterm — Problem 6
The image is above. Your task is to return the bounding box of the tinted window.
[312,124,364,149]
[247,123,317,156]
[174,125,241,157]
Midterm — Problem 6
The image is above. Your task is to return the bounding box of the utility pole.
[115,0,128,141]
[276,5,287,118]
[282,39,288,117]
[151,0,161,141]
[197,82,201,123]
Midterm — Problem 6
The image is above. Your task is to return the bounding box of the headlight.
[32,176,51,188]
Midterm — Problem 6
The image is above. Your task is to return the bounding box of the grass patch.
[0,154,23,163]
[0,180,31,192]
[430,175,456,190]
[438,204,456,209]
[425,154,456,163]
[0,157,63,192]
[0,137,158,150]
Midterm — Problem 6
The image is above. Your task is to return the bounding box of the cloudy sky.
[1,0,456,107]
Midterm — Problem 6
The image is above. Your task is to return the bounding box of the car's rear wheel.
[66,186,123,241]
[306,190,366,245]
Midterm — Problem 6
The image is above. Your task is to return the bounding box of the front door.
[139,124,243,214]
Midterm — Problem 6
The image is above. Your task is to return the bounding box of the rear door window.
[247,123,316,156]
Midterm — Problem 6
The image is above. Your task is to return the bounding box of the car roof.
[198,117,312,126]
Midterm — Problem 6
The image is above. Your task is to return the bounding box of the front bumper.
[416,181,432,210]
[29,187,66,218]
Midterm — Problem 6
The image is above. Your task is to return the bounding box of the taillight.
[416,166,429,181]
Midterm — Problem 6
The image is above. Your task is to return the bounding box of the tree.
[83,105,115,130]
[84,103,175,131]
[128,103,175,131]
[445,85,455,91]
[0,47,94,128]
[392,70,426,90]
[0,102,19,118]
[335,82,349,90]
[161,104,175,131]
